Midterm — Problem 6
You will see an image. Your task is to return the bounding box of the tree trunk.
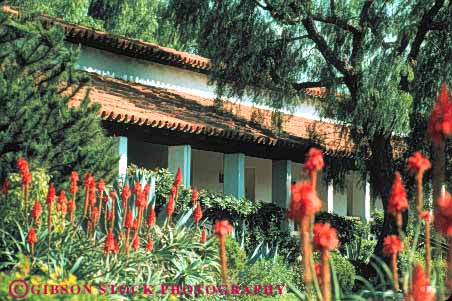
[367,133,397,258]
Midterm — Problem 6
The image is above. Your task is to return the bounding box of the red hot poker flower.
[132,235,140,250]
[420,211,433,222]
[121,185,131,203]
[407,152,431,176]
[124,210,133,229]
[97,179,105,193]
[428,83,452,144]
[133,181,141,195]
[437,191,452,217]
[201,226,207,243]
[214,220,233,236]
[145,238,154,252]
[388,172,408,215]
[406,264,435,301]
[304,148,324,172]
[70,171,79,195]
[17,157,29,174]
[288,181,322,222]
[135,191,146,208]
[104,231,115,255]
[383,235,404,256]
[166,193,175,218]
[144,183,151,195]
[194,202,203,226]
[174,167,183,186]
[27,227,37,245]
[46,183,56,205]
[31,200,42,225]
[2,179,9,196]
[313,223,339,251]
[191,187,199,206]
[84,173,95,188]
[146,207,156,228]
[57,191,68,214]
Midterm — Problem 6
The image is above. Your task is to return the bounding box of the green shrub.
[238,257,295,300]
[370,209,384,239]
[330,251,356,292]
[315,212,368,246]
[214,236,247,283]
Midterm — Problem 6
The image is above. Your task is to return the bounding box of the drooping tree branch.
[292,77,345,90]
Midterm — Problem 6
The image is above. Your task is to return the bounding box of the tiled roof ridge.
[1,5,327,99]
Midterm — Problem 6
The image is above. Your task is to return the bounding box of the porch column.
[118,136,128,178]
[350,172,371,221]
[272,160,293,231]
[223,153,245,198]
[168,145,191,187]
[317,172,334,213]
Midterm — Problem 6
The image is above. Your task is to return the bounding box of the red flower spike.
[57,191,68,214]
[434,195,452,236]
[17,157,29,175]
[145,238,154,252]
[428,83,452,144]
[91,207,99,223]
[170,185,177,197]
[194,202,203,225]
[121,185,131,202]
[437,191,452,217]
[144,183,151,195]
[191,187,199,206]
[31,200,42,224]
[201,226,207,243]
[135,191,146,208]
[133,181,141,195]
[132,235,140,250]
[174,167,183,186]
[88,189,96,207]
[407,152,431,175]
[103,194,109,203]
[46,183,56,205]
[406,264,435,301]
[166,194,175,218]
[107,209,113,221]
[132,218,138,230]
[383,235,403,256]
[27,227,37,245]
[124,210,133,229]
[303,148,324,172]
[70,171,79,195]
[2,179,9,196]
[146,207,156,228]
[214,220,233,236]
[313,223,339,251]
[84,173,94,188]
[113,238,119,254]
[420,211,433,222]
[104,231,115,255]
[288,181,322,222]
[97,179,105,193]
[388,172,408,215]
[314,263,322,286]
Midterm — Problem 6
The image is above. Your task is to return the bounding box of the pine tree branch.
[310,14,361,34]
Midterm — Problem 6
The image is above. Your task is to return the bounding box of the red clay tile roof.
[2,5,327,99]
[69,72,355,157]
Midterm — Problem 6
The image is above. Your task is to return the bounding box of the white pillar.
[168,145,192,187]
[350,171,371,222]
[118,136,128,178]
[317,171,334,213]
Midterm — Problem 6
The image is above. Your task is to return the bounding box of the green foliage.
[315,212,368,246]
[329,251,356,293]
[238,257,295,300]
[213,236,247,283]
[0,12,118,183]
[370,209,384,239]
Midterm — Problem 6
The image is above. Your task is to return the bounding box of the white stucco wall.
[192,149,224,193]
[245,156,272,203]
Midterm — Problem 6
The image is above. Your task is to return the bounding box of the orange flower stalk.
[435,190,452,291]
[17,157,32,217]
[97,179,105,226]
[214,220,233,285]
[174,167,183,187]
[121,184,131,227]
[69,171,78,222]
[406,264,435,301]
[145,237,154,252]
[407,152,431,214]
[27,227,37,257]
[57,191,68,217]
[388,172,408,234]
[166,187,175,224]
[146,206,156,229]
[2,179,9,197]
[104,230,115,256]
[46,183,55,247]
[191,187,199,208]
[132,235,140,251]
[428,83,452,205]
[420,211,433,275]
[201,226,207,244]
[303,148,324,191]
[383,235,403,291]
[83,173,94,218]
[124,209,133,255]
[109,191,117,232]
[194,202,203,227]
[31,199,42,226]
[288,181,322,285]
[313,223,339,301]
